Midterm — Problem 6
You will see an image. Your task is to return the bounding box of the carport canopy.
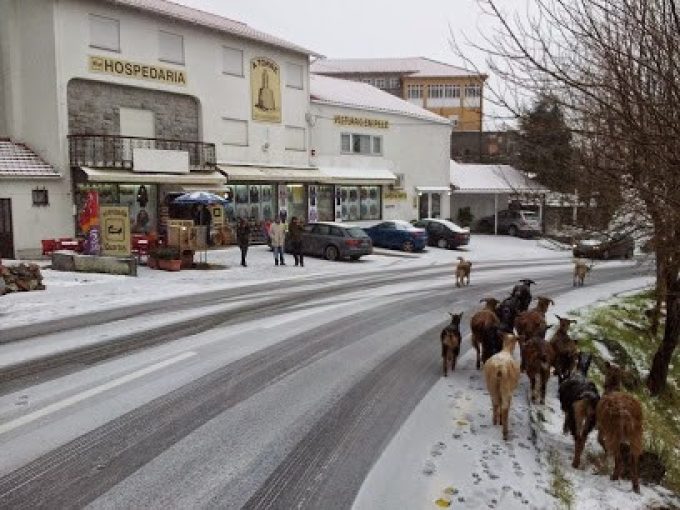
[449,161,548,234]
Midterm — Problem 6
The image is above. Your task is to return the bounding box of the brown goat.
[550,315,579,383]
[522,331,555,404]
[573,259,594,287]
[471,297,500,370]
[515,296,554,370]
[484,333,521,440]
[597,362,644,493]
[441,312,463,376]
[455,257,472,287]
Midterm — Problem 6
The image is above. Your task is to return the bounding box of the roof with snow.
[102,0,320,57]
[310,75,451,125]
[0,140,59,178]
[311,57,484,79]
[450,161,547,194]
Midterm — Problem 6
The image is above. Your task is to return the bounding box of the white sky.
[174,0,527,127]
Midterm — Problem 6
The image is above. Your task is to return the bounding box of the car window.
[314,224,330,235]
[347,227,369,238]
[413,221,426,228]
[521,211,539,221]
[375,222,394,230]
[330,226,344,237]
[303,225,314,233]
[429,223,444,233]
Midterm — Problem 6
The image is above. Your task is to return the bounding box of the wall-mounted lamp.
[417,191,423,197]
[447,190,453,196]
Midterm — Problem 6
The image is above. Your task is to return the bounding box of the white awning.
[415,185,451,192]
[218,165,324,182]
[317,166,397,185]
[79,167,226,185]
[450,161,548,194]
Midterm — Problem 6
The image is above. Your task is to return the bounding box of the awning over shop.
[317,166,397,185]
[450,161,547,194]
[79,167,226,186]
[218,164,324,183]
[415,185,451,193]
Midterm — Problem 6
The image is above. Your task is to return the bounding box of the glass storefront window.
[119,184,158,234]
[360,186,381,220]
[287,184,307,221]
[340,185,381,221]
[316,185,334,221]
[228,184,276,222]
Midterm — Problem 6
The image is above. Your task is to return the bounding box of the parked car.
[572,233,634,259]
[285,222,373,261]
[363,220,428,252]
[413,218,470,249]
[476,209,542,238]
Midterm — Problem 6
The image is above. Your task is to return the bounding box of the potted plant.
[154,247,182,271]
[147,249,160,269]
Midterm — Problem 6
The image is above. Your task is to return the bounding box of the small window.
[32,188,49,206]
[407,84,423,99]
[285,126,306,151]
[389,77,400,89]
[341,134,383,155]
[428,84,444,99]
[223,46,244,76]
[372,136,382,155]
[159,31,184,65]
[352,134,371,154]
[341,133,351,153]
[223,118,248,146]
[286,62,304,89]
[445,84,461,98]
[465,84,482,98]
[375,78,386,89]
[89,14,120,52]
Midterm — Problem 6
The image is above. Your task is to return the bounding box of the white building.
[0,0,452,258]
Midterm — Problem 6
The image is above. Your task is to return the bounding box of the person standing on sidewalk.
[289,216,305,267]
[236,217,251,267]
[269,215,286,266]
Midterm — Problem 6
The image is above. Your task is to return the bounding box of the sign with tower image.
[251,57,282,123]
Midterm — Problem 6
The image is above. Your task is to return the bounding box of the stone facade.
[67,79,200,140]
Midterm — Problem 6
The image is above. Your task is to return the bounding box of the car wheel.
[350,255,360,261]
[402,240,414,252]
[437,238,448,249]
[508,225,518,237]
[325,245,339,261]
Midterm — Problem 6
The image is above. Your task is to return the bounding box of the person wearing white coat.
[269,215,286,266]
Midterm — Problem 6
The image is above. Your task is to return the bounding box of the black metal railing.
[68,134,216,171]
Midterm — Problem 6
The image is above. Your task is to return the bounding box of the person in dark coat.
[236,217,251,267]
[289,216,305,267]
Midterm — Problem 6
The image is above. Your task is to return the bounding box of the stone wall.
[67,79,200,140]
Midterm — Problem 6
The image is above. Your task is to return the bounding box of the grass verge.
[548,449,575,509]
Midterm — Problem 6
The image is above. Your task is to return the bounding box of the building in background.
[311,57,486,133]
[450,130,520,164]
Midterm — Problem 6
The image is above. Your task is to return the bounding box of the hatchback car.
[413,219,470,249]
[477,209,542,238]
[363,220,428,252]
[573,233,634,259]
[286,222,373,261]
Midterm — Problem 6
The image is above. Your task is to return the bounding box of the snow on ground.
[0,235,573,332]
[353,276,678,510]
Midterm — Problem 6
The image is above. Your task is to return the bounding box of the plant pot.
[181,250,195,269]
[147,256,159,269]
[158,258,182,272]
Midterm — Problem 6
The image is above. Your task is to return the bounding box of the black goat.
[511,279,536,312]
[441,312,463,376]
[496,295,521,333]
[480,324,503,365]
[558,353,600,468]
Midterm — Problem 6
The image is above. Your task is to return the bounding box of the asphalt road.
[0,259,651,509]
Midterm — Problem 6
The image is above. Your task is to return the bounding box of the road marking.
[0,351,197,436]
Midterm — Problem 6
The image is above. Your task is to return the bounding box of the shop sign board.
[251,57,282,123]
[333,115,389,129]
[100,206,131,257]
[79,190,100,255]
[89,56,187,86]
[384,190,408,200]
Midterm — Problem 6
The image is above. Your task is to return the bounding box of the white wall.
[310,102,452,221]
[450,193,509,226]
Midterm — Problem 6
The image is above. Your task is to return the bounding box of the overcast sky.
[175,0,526,126]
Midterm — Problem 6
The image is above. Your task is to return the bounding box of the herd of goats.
[440,257,643,493]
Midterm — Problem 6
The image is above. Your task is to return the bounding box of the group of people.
[235,215,305,268]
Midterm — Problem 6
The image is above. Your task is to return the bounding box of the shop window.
[89,14,120,52]
[231,184,275,222]
[159,31,184,65]
[223,118,248,146]
[32,188,49,207]
[119,184,157,234]
[360,186,381,220]
[407,84,423,99]
[287,184,307,222]
[316,185,334,221]
[339,185,381,221]
[223,46,244,76]
[285,126,306,151]
[286,62,304,89]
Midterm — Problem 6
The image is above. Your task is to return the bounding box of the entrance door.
[419,193,429,219]
[0,198,14,259]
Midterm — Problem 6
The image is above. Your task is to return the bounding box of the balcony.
[68,134,216,172]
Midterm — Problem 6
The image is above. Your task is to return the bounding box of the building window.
[339,185,381,221]
[445,84,461,98]
[285,126,306,151]
[465,84,482,98]
[388,77,400,89]
[286,62,304,89]
[223,46,244,76]
[223,118,248,146]
[428,84,445,99]
[407,84,423,99]
[89,14,120,52]
[32,188,49,206]
[375,78,386,89]
[341,133,383,155]
[159,31,184,65]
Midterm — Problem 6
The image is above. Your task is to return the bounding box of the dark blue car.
[364,220,428,252]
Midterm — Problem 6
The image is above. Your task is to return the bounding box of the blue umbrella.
[173,191,230,205]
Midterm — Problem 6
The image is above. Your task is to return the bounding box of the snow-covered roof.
[102,0,320,57]
[450,161,547,194]
[0,140,59,178]
[311,57,484,79]
[310,75,451,124]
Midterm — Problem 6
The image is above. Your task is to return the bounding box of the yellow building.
[310,57,486,132]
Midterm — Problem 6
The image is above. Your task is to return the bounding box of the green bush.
[151,247,180,260]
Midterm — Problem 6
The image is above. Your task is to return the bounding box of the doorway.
[0,198,14,259]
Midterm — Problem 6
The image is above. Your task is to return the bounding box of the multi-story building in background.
[450,130,520,164]
[310,57,486,132]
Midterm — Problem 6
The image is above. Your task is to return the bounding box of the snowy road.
[0,258,651,509]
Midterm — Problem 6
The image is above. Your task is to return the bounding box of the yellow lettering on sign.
[89,56,188,86]
[100,206,131,257]
[333,115,389,129]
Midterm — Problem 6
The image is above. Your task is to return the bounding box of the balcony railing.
[68,134,216,171]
